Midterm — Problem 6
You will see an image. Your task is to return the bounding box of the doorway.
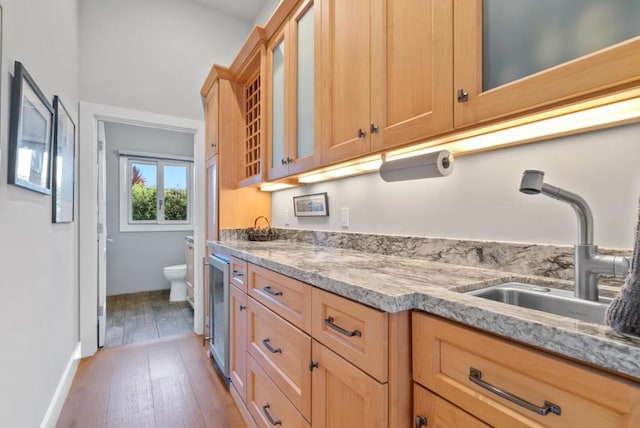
[99,121,197,347]
[79,102,206,357]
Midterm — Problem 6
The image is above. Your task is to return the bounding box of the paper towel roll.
[379,150,453,182]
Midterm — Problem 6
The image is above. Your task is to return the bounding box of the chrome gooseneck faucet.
[519,170,630,301]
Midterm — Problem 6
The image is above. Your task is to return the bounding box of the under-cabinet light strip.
[293,96,640,185]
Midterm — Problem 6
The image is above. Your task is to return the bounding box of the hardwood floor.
[105,290,194,347]
[57,334,246,428]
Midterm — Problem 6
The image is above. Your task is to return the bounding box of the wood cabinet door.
[229,284,248,403]
[371,0,454,152]
[286,0,321,176]
[453,0,640,128]
[205,80,219,160]
[311,340,387,428]
[320,0,373,165]
[413,383,490,428]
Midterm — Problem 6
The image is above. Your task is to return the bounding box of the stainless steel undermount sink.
[466,282,612,325]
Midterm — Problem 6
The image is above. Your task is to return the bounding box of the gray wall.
[0,0,80,426]
[104,122,194,296]
[254,0,283,25]
[272,123,640,249]
[79,0,252,119]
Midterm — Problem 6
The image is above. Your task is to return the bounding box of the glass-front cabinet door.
[454,0,640,127]
[267,30,288,180]
[267,0,320,181]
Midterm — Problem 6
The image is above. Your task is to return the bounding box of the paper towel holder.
[379,150,454,182]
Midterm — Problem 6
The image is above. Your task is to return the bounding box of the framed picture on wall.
[293,192,329,217]
[7,61,54,194]
[52,96,76,223]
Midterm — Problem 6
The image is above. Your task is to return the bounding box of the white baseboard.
[40,342,82,428]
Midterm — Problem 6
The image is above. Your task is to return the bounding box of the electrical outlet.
[341,207,350,228]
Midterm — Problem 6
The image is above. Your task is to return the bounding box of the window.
[119,154,193,232]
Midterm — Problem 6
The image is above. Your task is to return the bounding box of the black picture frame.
[293,192,329,217]
[7,61,54,195]
[52,96,76,223]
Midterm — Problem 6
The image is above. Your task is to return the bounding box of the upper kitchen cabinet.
[204,81,219,160]
[232,28,268,188]
[321,0,454,165]
[267,0,321,181]
[202,66,234,161]
[454,0,640,128]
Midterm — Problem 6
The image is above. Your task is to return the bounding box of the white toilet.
[163,264,187,302]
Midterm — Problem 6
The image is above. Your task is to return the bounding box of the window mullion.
[157,160,165,224]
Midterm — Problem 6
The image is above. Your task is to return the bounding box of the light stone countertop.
[207,239,640,381]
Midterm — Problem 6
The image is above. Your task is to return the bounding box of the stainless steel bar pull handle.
[262,403,282,426]
[469,368,561,416]
[262,338,282,354]
[232,270,244,277]
[263,286,283,296]
[323,317,361,337]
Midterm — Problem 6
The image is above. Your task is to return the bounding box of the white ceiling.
[193,0,268,22]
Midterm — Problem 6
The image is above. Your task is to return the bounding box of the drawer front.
[248,264,312,333]
[413,312,640,428]
[247,355,310,428]
[230,284,247,403]
[248,297,311,420]
[413,382,490,428]
[311,287,388,382]
[230,256,248,292]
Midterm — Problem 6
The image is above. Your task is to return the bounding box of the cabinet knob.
[309,360,319,371]
[286,157,292,164]
[357,128,367,138]
[415,415,428,428]
[457,88,469,103]
[370,123,379,134]
[281,158,287,165]
[239,304,246,311]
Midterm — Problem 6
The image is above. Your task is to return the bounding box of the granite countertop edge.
[207,240,640,381]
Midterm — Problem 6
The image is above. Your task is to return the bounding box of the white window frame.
[119,152,193,232]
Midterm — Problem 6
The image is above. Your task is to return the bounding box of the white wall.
[0,0,80,426]
[254,0,282,25]
[272,123,640,249]
[104,122,193,296]
[79,0,252,120]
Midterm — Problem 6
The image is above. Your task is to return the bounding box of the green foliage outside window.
[131,183,157,221]
[131,184,187,221]
[164,188,188,221]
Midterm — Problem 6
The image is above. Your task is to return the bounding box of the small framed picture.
[52,96,76,223]
[7,61,54,195]
[293,192,329,217]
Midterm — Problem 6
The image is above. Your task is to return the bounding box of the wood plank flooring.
[57,334,246,428]
[106,290,194,347]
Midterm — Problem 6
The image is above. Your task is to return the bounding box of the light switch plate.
[341,207,349,228]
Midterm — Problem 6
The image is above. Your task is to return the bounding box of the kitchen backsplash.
[219,228,631,286]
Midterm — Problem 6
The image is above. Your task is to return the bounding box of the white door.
[97,121,108,347]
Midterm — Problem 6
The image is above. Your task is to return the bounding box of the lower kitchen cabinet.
[413,312,640,428]
[226,258,411,428]
[413,383,489,428]
[310,339,387,428]
[229,284,247,402]
[247,355,310,428]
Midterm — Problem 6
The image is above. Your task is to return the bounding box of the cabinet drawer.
[413,382,489,428]
[247,297,311,420]
[247,355,310,428]
[248,264,312,333]
[311,287,388,382]
[230,256,248,292]
[413,312,640,428]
